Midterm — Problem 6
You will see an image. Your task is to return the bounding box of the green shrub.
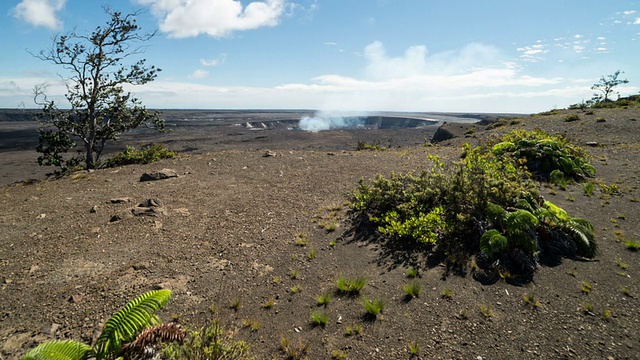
[105,144,177,167]
[349,131,597,283]
[362,297,385,319]
[564,114,581,122]
[336,276,366,296]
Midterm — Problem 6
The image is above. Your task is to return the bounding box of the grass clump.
[336,275,366,296]
[564,114,581,122]
[406,267,418,278]
[105,144,177,168]
[331,349,348,360]
[344,324,362,337]
[624,240,640,251]
[162,320,250,359]
[310,311,329,328]
[362,297,385,320]
[316,291,332,307]
[403,282,421,299]
[440,288,454,299]
[279,336,309,360]
[479,305,493,318]
[408,340,421,356]
[581,281,593,294]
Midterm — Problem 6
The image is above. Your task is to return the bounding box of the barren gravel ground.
[1,108,639,359]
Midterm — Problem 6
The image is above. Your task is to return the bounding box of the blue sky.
[2,0,639,113]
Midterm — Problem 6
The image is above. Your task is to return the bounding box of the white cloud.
[200,54,227,67]
[623,10,636,15]
[189,69,210,78]
[13,0,66,30]
[324,42,337,46]
[138,0,287,38]
[635,18,640,25]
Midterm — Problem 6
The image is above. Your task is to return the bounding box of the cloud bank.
[13,0,66,30]
[138,0,287,38]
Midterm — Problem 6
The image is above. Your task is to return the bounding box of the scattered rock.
[68,295,83,304]
[139,198,163,207]
[131,206,167,217]
[173,208,191,217]
[41,323,60,335]
[140,169,178,182]
[263,150,276,157]
[586,141,599,147]
[29,265,40,274]
[109,197,133,204]
[90,205,98,213]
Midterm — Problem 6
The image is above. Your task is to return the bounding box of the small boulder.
[140,169,178,182]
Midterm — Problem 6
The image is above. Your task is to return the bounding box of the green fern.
[480,229,508,257]
[21,340,93,360]
[95,289,172,359]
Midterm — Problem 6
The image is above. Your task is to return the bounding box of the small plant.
[403,282,422,299]
[621,287,632,297]
[523,293,541,309]
[440,288,454,299]
[480,305,493,318]
[290,284,303,294]
[581,282,593,294]
[408,340,421,356]
[311,311,329,328]
[596,117,606,122]
[582,181,596,196]
[567,269,577,277]
[242,319,261,332]
[262,298,276,309]
[582,302,595,315]
[601,309,613,320]
[105,144,177,168]
[279,336,309,360]
[208,304,217,314]
[344,324,362,337]
[362,297,385,320]
[336,275,366,296]
[456,309,469,320]
[290,269,300,279]
[624,240,640,251]
[294,233,308,246]
[162,320,249,359]
[230,298,242,312]
[331,349,348,360]
[329,239,337,247]
[564,114,581,122]
[272,276,281,284]
[615,259,628,270]
[406,268,418,278]
[316,291,332,307]
[308,248,317,260]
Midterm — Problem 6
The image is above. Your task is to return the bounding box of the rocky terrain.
[1,107,639,359]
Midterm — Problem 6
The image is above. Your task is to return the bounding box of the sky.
[1,0,639,113]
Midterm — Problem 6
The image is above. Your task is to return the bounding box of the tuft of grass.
[623,240,640,251]
[329,239,337,247]
[523,293,541,309]
[362,297,385,320]
[229,298,242,312]
[403,282,421,299]
[272,276,281,284]
[316,291,332,307]
[621,287,632,297]
[582,180,596,196]
[456,309,469,320]
[104,144,177,168]
[242,319,260,332]
[208,304,217,314]
[601,309,613,320]
[311,311,329,328]
[290,284,303,294]
[331,349,348,360]
[581,281,593,294]
[440,288,454,299]
[261,298,276,309]
[290,269,300,279]
[564,114,581,122]
[294,232,308,246]
[406,267,418,278]
[280,336,309,359]
[408,340,421,356]
[308,248,317,260]
[336,275,366,296]
[480,305,493,318]
[615,259,628,269]
[345,324,362,337]
[567,269,577,277]
[582,302,595,315]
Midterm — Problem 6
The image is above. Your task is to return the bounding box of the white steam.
[299,111,366,131]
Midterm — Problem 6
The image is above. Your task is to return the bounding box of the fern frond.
[505,209,539,233]
[486,203,507,227]
[21,340,93,360]
[563,221,597,258]
[480,229,508,257]
[121,323,186,356]
[94,289,172,359]
[542,201,568,221]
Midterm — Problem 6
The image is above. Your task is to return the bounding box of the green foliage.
[316,291,333,306]
[33,8,165,171]
[356,139,387,151]
[490,129,595,182]
[349,130,598,283]
[311,311,329,328]
[564,114,581,122]
[162,321,251,360]
[336,276,366,296]
[591,70,629,103]
[104,144,177,167]
[403,282,421,299]
[22,290,172,360]
[21,340,93,360]
[362,297,385,319]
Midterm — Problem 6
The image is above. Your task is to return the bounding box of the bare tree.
[34,7,164,172]
[591,70,629,103]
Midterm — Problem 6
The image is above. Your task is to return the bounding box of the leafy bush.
[349,131,597,283]
[489,129,595,182]
[104,144,177,167]
[564,114,581,122]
